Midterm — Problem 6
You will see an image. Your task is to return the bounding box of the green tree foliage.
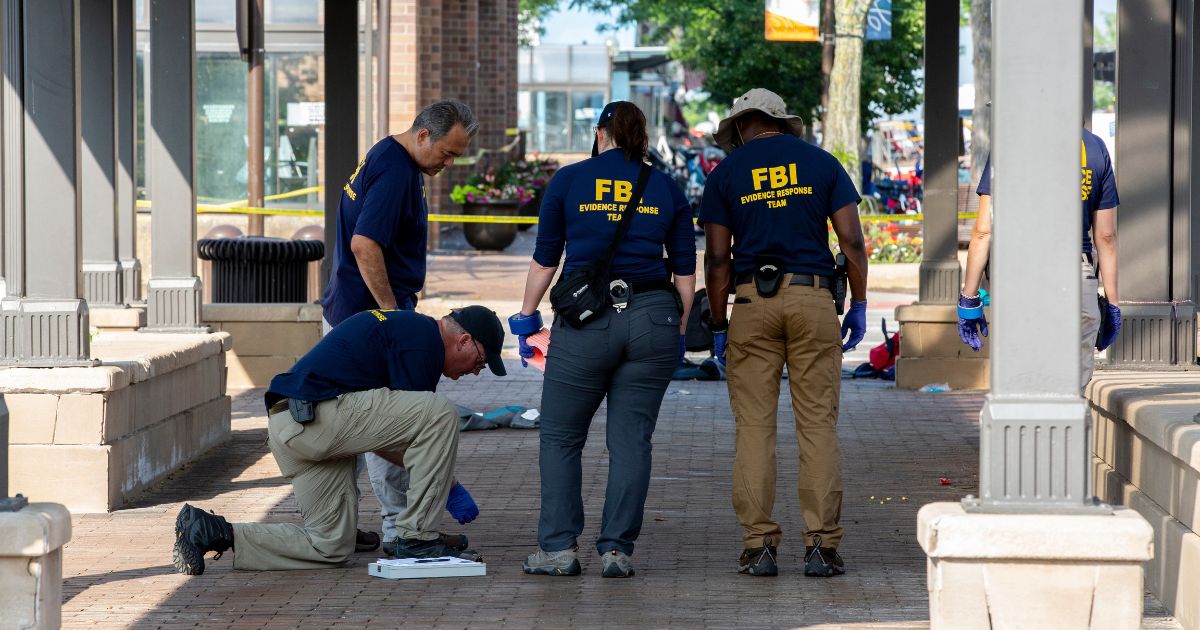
[520,0,563,46]
[574,0,924,131]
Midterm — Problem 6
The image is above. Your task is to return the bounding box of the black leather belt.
[269,399,289,416]
[629,279,676,295]
[735,272,832,290]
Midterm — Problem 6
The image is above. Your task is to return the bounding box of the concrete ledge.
[205,303,320,388]
[895,304,991,390]
[918,501,1153,629]
[4,332,231,512]
[89,306,146,331]
[0,503,71,629]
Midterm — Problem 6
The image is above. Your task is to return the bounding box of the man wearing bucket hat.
[700,88,868,578]
[171,306,506,573]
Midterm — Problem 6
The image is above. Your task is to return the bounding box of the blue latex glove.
[446,482,478,524]
[957,294,988,352]
[677,335,686,366]
[712,330,728,367]
[517,335,536,368]
[1096,301,1122,351]
[841,301,867,351]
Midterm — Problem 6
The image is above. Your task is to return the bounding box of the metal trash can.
[197,237,324,303]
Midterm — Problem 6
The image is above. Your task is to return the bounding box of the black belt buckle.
[289,398,315,424]
[753,257,784,298]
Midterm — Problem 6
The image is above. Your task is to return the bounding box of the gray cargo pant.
[537,290,680,556]
[231,388,459,570]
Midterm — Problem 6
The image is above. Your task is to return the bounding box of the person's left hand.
[1096,301,1122,351]
[445,482,478,524]
[841,301,867,351]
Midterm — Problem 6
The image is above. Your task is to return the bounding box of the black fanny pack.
[550,163,653,328]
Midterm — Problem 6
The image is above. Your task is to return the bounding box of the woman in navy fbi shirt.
[508,101,697,578]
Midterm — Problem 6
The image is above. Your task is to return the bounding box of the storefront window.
[195,0,235,25]
[267,52,324,206]
[196,52,248,202]
[267,0,321,25]
[571,92,605,153]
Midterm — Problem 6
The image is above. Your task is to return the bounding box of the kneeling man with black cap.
[172,305,507,573]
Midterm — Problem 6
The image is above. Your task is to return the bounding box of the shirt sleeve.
[354,158,412,247]
[697,165,730,227]
[1098,146,1119,209]
[976,156,992,196]
[664,178,697,276]
[532,168,570,267]
[828,157,862,215]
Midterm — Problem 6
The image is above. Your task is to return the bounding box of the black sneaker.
[355,529,381,553]
[804,536,844,577]
[172,503,233,575]
[738,543,778,577]
[382,533,469,557]
[391,536,481,562]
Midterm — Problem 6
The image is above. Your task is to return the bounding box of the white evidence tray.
[368,556,487,579]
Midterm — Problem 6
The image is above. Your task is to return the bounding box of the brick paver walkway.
[60,365,1180,628]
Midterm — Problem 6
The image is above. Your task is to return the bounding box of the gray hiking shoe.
[523,547,581,576]
[600,549,634,578]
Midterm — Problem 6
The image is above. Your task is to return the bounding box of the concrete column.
[918,0,961,304]
[8,0,94,366]
[1173,0,1200,366]
[2,0,22,309]
[115,0,141,304]
[80,0,123,308]
[145,0,206,332]
[321,0,358,291]
[1111,0,1191,366]
[976,0,1090,511]
[0,503,72,629]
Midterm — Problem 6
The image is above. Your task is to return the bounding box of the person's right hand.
[508,311,544,369]
[712,329,728,367]
[957,293,988,352]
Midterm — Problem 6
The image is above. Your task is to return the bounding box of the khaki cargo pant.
[231,388,460,570]
[726,279,844,550]
[1080,259,1102,390]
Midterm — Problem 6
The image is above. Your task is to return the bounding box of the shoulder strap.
[600,162,654,264]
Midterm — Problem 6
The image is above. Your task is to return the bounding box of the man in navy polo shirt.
[171,306,507,573]
[322,100,478,556]
[701,88,869,579]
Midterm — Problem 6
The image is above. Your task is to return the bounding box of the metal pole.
[918,0,961,304]
[247,0,264,236]
[377,0,390,137]
[363,0,374,146]
[972,0,1094,512]
[323,0,359,292]
[116,0,140,304]
[81,0,122,307]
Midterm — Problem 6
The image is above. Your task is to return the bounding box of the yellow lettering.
[767,199,788,209]
[596,179,612,199]
[789,163,798,185]
[751,168,769,191]
[343,183,357,201]
[769,166,788,188]
[614,180,632,202]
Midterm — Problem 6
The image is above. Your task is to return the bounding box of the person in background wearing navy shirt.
[701,88,868,579]
[321,100,477,557]
[171,306,506,573]
[959,129,1122,390]
[510,101,696,578]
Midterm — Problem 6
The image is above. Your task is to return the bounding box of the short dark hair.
[414,100,479,141]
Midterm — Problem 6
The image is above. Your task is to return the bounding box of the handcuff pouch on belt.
[833,252,848,316]
[753,256,785,298]
[609,278,631,313]
[289,398,315,424]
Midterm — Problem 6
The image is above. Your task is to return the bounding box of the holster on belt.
[753,256,785,298]
[833,252,848,315]
[289,398,315,424]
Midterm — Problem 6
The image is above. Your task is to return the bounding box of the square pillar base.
[146,277,209,333]
[82,261,124,307]
[0,299,97,366]
[0,503,71,629]
[918,502,1153,629]
[119,258,142,304]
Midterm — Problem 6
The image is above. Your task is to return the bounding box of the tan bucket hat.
[712,88,805,152]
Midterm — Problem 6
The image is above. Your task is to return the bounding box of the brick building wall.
[385,0,517,249]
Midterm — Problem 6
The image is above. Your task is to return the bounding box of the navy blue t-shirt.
[265,309,443,409]
[699,135,861,276]
[976,129,1118,254]
[322,137,428,327]
[533,150,696,282]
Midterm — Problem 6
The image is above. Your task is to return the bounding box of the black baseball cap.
[591,101,626,157]
[450,306,507,376]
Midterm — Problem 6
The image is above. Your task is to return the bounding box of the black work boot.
[391,536,482,562]
[738,541,779,577]
[355,530,381,553]
[173,503,233,575]
[383,533,469,557]
[803,535,845,577]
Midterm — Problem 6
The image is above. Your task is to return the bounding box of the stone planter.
[462,200,520,251]
[517,188,544,232]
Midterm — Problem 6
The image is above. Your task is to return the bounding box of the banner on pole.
[866,0,893,41]
[764,0,820,42]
